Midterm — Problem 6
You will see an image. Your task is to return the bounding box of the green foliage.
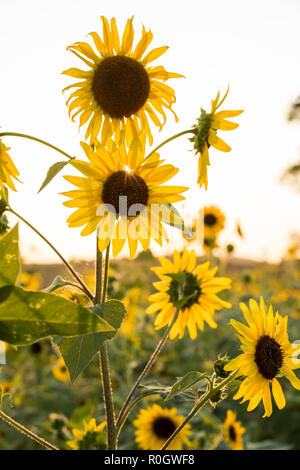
[38,160,74,193]
[166,371,206,401]
[0,286,114,345]
[0,225,20,288]
[162,204,193,239]
[43,275,76,293]
[55,300,126,382]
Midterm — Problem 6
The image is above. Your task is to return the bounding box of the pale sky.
[1,0,300,263]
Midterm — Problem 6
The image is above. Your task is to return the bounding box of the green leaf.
[38,159,74,193]
[43,275,75,293]
[139,380,171,399]
[162,204,193,238]
[55,300,126,383]
[0,286,114,346]
[165,371,206,401]
[0,225,20,288]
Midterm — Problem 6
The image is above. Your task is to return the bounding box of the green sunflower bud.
[214,354,231,378]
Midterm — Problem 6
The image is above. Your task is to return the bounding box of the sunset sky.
[1,0,300,263]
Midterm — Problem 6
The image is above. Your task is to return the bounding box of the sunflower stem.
[144,129,195,162]
[116,391,160,439]
[160,370,238,450]
[95,241,117,450]
[116,310,179,429]
[7,207,94,301]
[0,132,74,161]
[0,410,58,450]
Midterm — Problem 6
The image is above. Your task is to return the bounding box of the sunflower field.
[1,1,300,453]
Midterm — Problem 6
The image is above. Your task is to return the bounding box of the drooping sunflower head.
[52,357,70,383]
[189,88,243,189]
[63,17,183,146]
[133,404,192,450]
[225,297,300,417]
[146,248,232,339]
[61,140,188,258]
[223,410,245,450]
[67,419,106,450]
[0,140,21,193]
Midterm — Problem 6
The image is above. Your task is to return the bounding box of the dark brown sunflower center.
[204,213,217,227]
[92,56,150,119]
[102,170,149,216]
[229,425,237,442]
[254,335,283,380]
[167,271,202,311]
[152,417,176,440]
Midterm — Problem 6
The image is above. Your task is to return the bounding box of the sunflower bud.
[226,243,234,254]
[189,110,213,154]
[209,389,227,408]
[214,354,231,378]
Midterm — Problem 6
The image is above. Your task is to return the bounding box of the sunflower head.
[0,140,21,193]
[203,206,225,237]
[225,297,300,417]
[63,16,183,146]
[133,404,192,450]
[189,88,243,189]
[52,358,70,383]
[223,410,245,450]
[61,140,188,259]
[67,419,106,450]
[146,248,232,339]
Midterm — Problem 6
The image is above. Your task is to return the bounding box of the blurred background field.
[1,248,300,450]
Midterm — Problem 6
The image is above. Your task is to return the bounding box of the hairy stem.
[95,242,116,450]
[8,207,93,301]
[116,310,179,428]
[145,129,195,162]
[0,410,58,450]
[0,132,74,160]
[161,370,238,450]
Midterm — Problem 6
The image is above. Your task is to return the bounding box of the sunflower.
[63,16,182,146]
[225,297,300,417]
[61,140,188,259]
[223,410,245,450]
[18,271,42,291]
[190,88,243,189]
[67,419,106,450]
[133,404,192,450]
[0,140,21,193]
[52,357,70,382]
[146,248,232,339]
[0,381,13,396]
[203,206,225,238]
[181,206,225,246]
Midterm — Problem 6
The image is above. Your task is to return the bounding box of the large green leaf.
[0,286,114,345]
[0,225,20,288]
[55,300,126,383]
